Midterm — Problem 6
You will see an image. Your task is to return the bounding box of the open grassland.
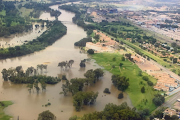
[92,53,160,112]
[19,7,33,17]
[0,101,13,120]
[0,10,6,16]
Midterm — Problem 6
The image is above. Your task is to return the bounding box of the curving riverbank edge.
[0,21,67,60]
[0,101,13,120]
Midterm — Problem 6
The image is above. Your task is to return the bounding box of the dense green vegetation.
[1,65,61,84]
[0,101,13,120]
[92,53,160,112]
[70,102,142,120]
[74,37,92,47]
[0,1,32,37]
[0,21,67,59]
[9,75,60,84]
[152,94,165,106]
[111,75,129,91]
[73,91,98,111]
[38,110,56,120]
[61,68,104,95]
[60,68,103,111]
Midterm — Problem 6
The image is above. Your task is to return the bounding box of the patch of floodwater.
[0,4,133,120]
[0,22,47,48]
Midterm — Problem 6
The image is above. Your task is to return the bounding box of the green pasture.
[92,53,160,112]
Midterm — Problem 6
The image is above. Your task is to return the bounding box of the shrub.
[153,94,165,106]
[141,86,145,93]
[147,81,153,86]
[62,75,67,80]
[87,49,94,54]
[121,56,125,61]
[138,71,142,76]
[119,63,123,67]
[112,57,116,61]
[143,108,150,116]
[74,37,92,47]
[103,88,111,94]
[118,92,123,99]
[163,59,167,61]
[142,76,149,81]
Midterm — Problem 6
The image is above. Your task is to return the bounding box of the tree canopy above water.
[38,110,56,120]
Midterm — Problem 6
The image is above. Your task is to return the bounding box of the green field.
[0,101,13,120]
[0,10,6,16]
[19,7,33,17]
[92,53,160,112]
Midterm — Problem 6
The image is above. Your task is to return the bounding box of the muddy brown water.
[0,22,47,48]
[0,5,132,120]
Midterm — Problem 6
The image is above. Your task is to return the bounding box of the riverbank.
[0,21,67,59]
[92,53,159,112]
[0,101,13,120]
[59,4,160,112]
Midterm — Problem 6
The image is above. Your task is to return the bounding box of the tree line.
[70,102,143,120]
[1,65,61,84]
[0,21,67,59]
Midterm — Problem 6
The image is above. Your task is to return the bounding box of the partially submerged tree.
[38,110,56,120]
[103,88,111,94]
[73,91,98,111]
[118,92,124,99]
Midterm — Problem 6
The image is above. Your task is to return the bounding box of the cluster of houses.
[151,72,180,92]
[87,8,118,23]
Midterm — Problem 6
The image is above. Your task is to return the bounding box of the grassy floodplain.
[0,101,13,120]
[92,53,160,112]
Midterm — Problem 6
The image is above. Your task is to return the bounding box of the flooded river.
[0,4,132,120]
[0,22,47,48]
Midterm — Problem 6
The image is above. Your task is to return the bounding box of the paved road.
[164,92,180,108]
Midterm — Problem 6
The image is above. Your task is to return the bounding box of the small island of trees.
[60,68,104,111]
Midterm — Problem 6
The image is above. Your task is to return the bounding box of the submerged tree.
[40,81,46,92]
[84,69,95,85]
[34,81,40,94]
[93,68,104,81]
[69,60,74,67]
[27,83,33,93]
[1,69,8,81]
[38,110,56,120]
[73,91,98,111]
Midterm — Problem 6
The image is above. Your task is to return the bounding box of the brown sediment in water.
[0,5,133,120]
